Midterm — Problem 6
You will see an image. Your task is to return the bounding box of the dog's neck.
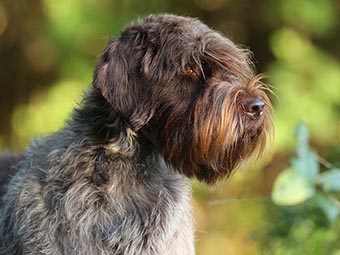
[69,88,127,143]
[66,88,154,158]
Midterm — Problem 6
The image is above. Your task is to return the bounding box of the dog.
[0,14,271,255]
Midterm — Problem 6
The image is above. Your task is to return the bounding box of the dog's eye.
[183,65,201,79]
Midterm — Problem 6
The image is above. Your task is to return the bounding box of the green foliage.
[270,28,340,150]
[0,136,3,150]
[317,170,340,192]
[269,0,338,37]
[272,167,315,206]
[272,123,340,222]
[260,198,340,255]
[262,213,339,255]
[294,123,320,179]
[11,80,86,147]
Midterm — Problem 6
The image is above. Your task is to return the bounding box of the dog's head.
[93,14,272,183]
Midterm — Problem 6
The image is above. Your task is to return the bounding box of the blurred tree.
[0,0,57,145]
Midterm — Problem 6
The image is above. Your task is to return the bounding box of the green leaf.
[317,169,340,192]
[314,194,340,222]
[292,122,320,179]
[296,121,309,158]
[272,168,315,206]
[292,150,320,179]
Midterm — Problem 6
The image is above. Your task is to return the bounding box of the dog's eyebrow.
[191,54,206,80]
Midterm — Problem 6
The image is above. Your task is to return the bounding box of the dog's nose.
[242,98,265,118]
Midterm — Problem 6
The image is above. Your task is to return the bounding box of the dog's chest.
[60,155,194,255]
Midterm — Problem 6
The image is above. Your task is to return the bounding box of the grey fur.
[0,120,193,254]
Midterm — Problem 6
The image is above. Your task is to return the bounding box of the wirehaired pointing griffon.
[0,14,272,254]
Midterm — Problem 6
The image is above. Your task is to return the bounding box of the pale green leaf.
[272,168,315,206]
[315,194,340,222]
[317,169,340,192]
[292,122,320,179]
[292,151,320,179]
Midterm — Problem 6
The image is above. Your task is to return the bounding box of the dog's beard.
[152,76,272,184]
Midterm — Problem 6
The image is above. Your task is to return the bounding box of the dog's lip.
[244,110,264,119]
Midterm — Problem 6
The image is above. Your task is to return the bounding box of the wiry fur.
[0,153,23,198]
[0,14,271,255]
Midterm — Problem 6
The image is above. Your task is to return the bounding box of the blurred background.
[0,0,340,254]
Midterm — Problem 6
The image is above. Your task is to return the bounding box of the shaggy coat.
[0,14,271,255]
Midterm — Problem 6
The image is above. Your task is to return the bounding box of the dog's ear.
[93,39,135,119]
[93,33,153,131]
